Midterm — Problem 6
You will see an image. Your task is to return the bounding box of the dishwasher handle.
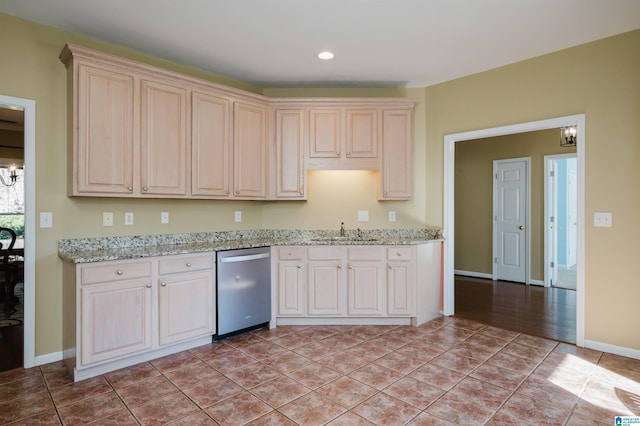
[219,252,270,263]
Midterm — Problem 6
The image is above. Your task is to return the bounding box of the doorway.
[0,95,35,369]
[545,154,577,290]
[443,114,585,347]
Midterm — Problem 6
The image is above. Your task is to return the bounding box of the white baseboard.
[34,351,63,366]
[584,339,640,361]
[454,270,492,280]
[529,279,545,286]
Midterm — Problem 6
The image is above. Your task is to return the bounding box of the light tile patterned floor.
[0,317,639,425]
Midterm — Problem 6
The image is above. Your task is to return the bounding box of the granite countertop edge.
[58,228,444,264]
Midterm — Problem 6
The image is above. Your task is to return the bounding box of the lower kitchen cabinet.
[274,243,439,324]
[81,277,153,366]
[63,253,216,381]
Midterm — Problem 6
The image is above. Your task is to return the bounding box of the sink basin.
[309,236,379,243]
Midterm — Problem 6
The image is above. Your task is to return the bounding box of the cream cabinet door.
[277,259,306,316]
[347,260,385,316]
[274,109,305,199]
[233,101,268,198]
[380,109,413,200]
[387,246,416,316]
[191,91,231,197]
[309,108,341,158]
[307,260,344,316]
[75,63,134,195]
[158,271,215,346]
[80,278,153,366]
[345,109,377,158]
[140,78,188,196]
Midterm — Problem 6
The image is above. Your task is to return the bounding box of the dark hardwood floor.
[0,324,22,371]
[454,275,576,343]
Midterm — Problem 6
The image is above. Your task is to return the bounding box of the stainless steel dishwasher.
[216,246,271,338]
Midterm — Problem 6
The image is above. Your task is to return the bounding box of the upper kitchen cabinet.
[140,78,188,196]
[60,43,270,199]
[233,100,269,198]
[271,108,305,199]
[380,108,414,200]
[191,91,231,197]
[306,106,378,170]
[68,62,135,195]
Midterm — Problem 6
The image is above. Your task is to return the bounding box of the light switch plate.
[358,210,369,222]
[234,211,242,222]
[125,212,134,225]
[388,211,397,222]
[161,211,169,224]
[40,212,53,228]
[594,211,613,227]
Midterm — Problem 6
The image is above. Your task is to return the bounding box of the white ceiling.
[1,0,640,88]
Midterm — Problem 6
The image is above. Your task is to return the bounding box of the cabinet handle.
[299,190,304,195]
[397,252,402,257]
[143,186,148,192]
[336,152,340,156]
[348,264,353,269]
[388,265,393,269]
[116,270,123,275]
[235,190,240,195]
[384,191,388,196]
[186,262,192,267]
[127,186,133,192]
[161,282,167,287]
[347,151,351,156]
[146,283,152,288]
[337,264,342,269]
[296,265,301,269]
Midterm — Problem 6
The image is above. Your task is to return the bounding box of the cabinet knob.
[299,190,304,195]
[348,264,353,269]
[384,191,388,196]
[235,190,240,195]
[127,186,133,192]
[186,262,192,267]
[161,282,167,287]
[336,152,340,156]
[146,283,152,288]
[388,265,393,269]
[296,265,301,269]
[337,264,342,269]
[116,270,123,275]
[225,190,230,195]
[347,152,351,156]
[397,252,402,257]
[143,186,148,192]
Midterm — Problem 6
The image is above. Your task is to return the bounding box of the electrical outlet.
[40,212,53,228]
[234,211,242,222]
[161,211,169,224]
[103,212,114,227]
[358,210,369,222]
[594,212,612,227]
[388,211,397,222]
[124,212,134,225]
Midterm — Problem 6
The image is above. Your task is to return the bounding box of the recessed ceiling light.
[317,51,335,60]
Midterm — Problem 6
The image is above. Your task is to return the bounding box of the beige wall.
[424,30,640,349]
[1,10,639,356]
[455,129,576,280]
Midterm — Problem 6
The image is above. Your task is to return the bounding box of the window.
[0,166,24,238]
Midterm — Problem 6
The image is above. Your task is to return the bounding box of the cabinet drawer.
[278,247,305,260]
[348,246,384,260]
[387,246,413,261]
[81,261,152,285]
[308,246,344,260]
[158,254,214,275]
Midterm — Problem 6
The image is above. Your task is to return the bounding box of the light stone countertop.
[58,228,443,264]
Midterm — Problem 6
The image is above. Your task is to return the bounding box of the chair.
[0,227,19,309]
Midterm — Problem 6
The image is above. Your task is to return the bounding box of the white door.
[546,159,559,286]
[494,159,529,283]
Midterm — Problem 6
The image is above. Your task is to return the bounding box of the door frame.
[492,157,531,284]
[544,153,577,288]
[0,95,36,368]
[443,114,585,347]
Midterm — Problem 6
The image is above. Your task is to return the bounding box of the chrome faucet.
[340,222,346,237]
